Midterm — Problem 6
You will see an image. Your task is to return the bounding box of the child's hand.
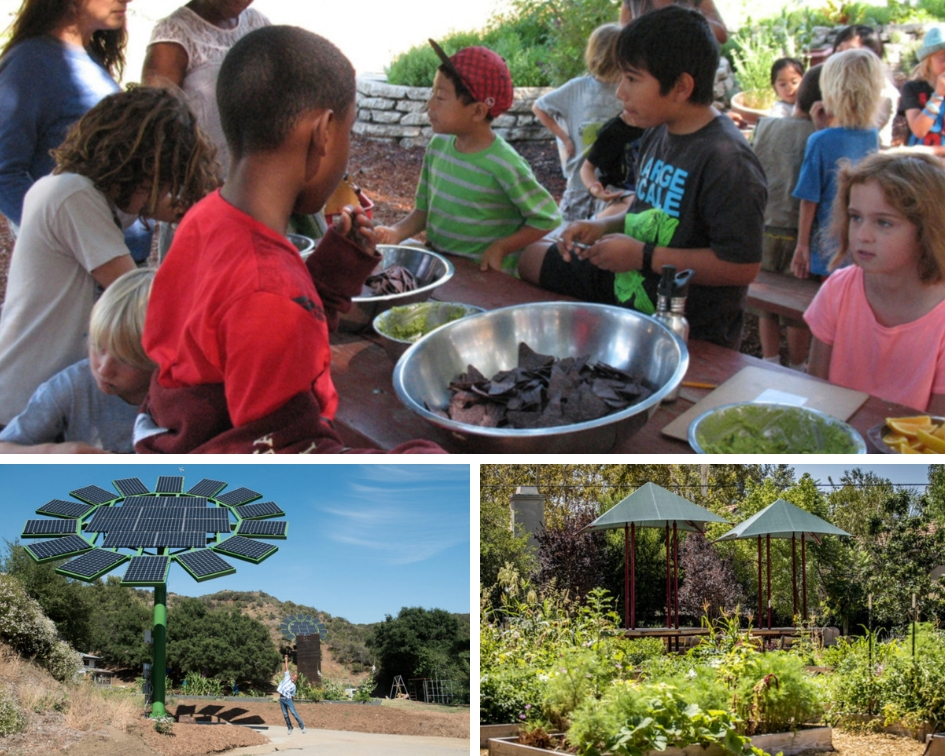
[791,244,810,279]
[589,183,624,202]
[480,242,507,272]
[374,226,399,246]
[558,221,605,262]
[576,234,636,273]
[336,204,377,255]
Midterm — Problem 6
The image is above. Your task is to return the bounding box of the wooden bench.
[747,270,821,323]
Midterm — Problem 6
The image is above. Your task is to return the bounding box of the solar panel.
[22,519,78,537]
[176,549,236,581]
[216,487,261,507]
[184,513,231,533]
[123,496,208,508]
[57,549,128,580]
[187,479,228,498]
[155,476,184,494]
[113,478,150,496]
[213,536,277,563]
[236,520,287,538]
[24,535,92,562]
[238,501,284,520]
[121,555,170,585]
[36,499,93,519]
[70,485,118,505]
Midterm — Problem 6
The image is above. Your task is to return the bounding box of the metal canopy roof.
[714,498,850,545]
[585,481,729,533]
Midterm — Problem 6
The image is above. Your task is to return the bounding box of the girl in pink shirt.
[805,151,945,412]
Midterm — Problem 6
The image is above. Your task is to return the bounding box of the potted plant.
[728,23,802,126]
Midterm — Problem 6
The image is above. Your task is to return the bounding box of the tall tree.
[368,606,468,701]
[87,576,151,669]
[1,540,94,652]
[166,597,280,688]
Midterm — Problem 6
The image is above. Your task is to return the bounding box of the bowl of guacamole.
[373,301,485,361]
[688,402,866,454]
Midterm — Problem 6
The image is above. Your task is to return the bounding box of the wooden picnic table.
[329,256,911,453]
[746,270,821,323]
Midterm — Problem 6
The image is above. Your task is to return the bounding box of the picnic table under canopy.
[714,498,850,628]
[584,482,729,630]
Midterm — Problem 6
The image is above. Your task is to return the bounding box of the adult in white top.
[142,0,269,175]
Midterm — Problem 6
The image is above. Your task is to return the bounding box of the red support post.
[624,524,629,629]
[802,534,807,621]
[631,523,636,630]
[792,533,798,622]
[665,525,671,629]
[766,534,772,630]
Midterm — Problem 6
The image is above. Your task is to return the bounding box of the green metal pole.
[151,584,168,718]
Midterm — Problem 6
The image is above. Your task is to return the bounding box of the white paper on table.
[754,389,808,406]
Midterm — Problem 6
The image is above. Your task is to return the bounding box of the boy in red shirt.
[138,26,443,453]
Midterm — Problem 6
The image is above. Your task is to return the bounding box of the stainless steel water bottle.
[653,265,694,402]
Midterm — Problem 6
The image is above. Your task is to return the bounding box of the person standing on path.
[277,655,307,735]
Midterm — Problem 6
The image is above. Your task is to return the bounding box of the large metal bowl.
[688,402,867,454]
[392,302,688,453]
[339,245,454,332]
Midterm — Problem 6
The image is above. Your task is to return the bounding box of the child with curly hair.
[0,268,155,453]
[0,86,218,426]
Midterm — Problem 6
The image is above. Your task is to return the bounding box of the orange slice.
[916,429,945,454]
[886,416,934,438]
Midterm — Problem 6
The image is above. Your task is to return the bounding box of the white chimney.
[510,485,544,551]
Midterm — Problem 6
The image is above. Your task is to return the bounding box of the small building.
[78,653,113,685]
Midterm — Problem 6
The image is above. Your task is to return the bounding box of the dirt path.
[0,698,468,756]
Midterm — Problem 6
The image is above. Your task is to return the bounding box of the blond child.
[791,48,884,280]
[901,25,945,152]
[806,151,945,413]
[531,23,623,220]
[0,269,155,453]
[374,42,560,272]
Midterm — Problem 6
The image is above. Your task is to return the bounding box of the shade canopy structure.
[585,482,729,630]
[715,498,850,628]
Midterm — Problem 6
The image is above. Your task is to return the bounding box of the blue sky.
[0,462,470,625]
[791,462,936,492]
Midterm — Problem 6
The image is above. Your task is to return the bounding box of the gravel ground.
[0,699,469,756]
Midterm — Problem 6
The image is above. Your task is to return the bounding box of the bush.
[0,575,81,682]
[385,0,613,88]
[822,625,945,730]
[567,681,764,756]
[0,688,25,737]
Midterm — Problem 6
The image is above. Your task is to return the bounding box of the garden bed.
[488,726,833,756]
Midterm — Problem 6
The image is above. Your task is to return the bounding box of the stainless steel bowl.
[373,302,486,362]
[688,402,867,454]
[287,233,315,259]
[392,302,688,453]
[339,245,454,332]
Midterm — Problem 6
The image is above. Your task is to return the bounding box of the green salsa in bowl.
[688,402,866,454]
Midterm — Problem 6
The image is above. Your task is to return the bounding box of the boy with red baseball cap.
[375,42,560,272]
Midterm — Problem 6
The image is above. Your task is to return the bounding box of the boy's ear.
[672,72,696,102]
[469,101,490,123]
[303,110,334,181]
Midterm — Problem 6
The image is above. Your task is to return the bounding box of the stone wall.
[355,74,552,148]
[356,61,735,148]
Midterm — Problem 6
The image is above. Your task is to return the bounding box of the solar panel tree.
[280,613,327,686]
[19,475,288,719]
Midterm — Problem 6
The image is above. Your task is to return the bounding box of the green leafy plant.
[568,682,766,756]
[181,672,224,697]
[153,717,174,735]
[0,688,25,736]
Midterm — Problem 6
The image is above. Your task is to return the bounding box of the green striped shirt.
[416,134,561,261]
